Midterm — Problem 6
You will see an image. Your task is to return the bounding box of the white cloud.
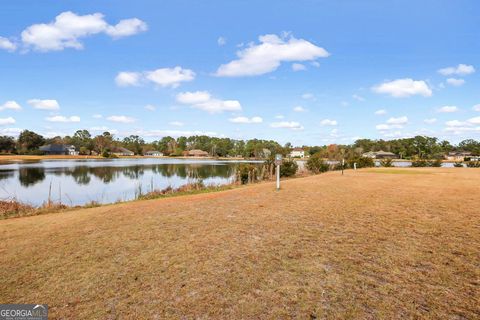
[437,105,458,113]
[90,126,118,134]
[176,91,242,113]
[0,36,16,51]
[45,115,80,122]
[229,116,263,124]
[320,119,337,126]
[217,36,226,46]
[0,117,15,125]
[145,104,156,111]
[129,129,221,138]
[374,109,387,115]
[372,78,432,98]
[270,121,304,130]
[292,63,306,71]
[215,33,329,77]
[169,121,184,127]
[27,99,60,110]
[293,106,306,112]
[468,116,480,125]
[473,104,480,112]
[438,64,475,76]
[92,114,103,119]
[115,72,142,87]
[446,78,465,87]
[352,94,365,101]
[311,61,320,67]
[107,115,136,123]
[0,127,22,135]
[301,93,315,100]
[445,120,466,127]
[275,114,285,119]
[424,118,437,124]
[386,116,408,125]
[116,66,195,88]
[21,11,146,51]
[144,67,195,88]
[105,18,147,38]
[0,101,22,111]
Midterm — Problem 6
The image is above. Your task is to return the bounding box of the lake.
[0,159,261,206]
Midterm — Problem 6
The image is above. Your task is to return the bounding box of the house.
[445,151,472,161]
[290,147,305,158]
[362,150,397,159]
[111,147,134,156]
[187,149,209,157]
[40,144,78,155]
[145,150,163,157]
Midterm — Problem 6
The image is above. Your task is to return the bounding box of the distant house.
[290,147,305,158]
[145,150,163,157]
[111,147,134,156]
[445,151,472,161]
[40,144,78,155]
[187,149,209,157]
[362,150,397,159]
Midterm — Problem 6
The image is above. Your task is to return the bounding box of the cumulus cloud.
[0,117,15,125]
[445,120,466,127]
[386,116,408,125]
[374,109,387,115]
[115,72,142,87]
[372,78,432,98]
[21,11,146,51]
[116,66,195,88]
[90,126,118,134]
[169,121,184,127]
[437,105,458,113]
[467,116,480,125]
[443,116,480,134]
[0,101,22,111]
[107,115,136,123]
[473,104,480,112]
[176,91,242,113]
[293,106,306,112]
[270,121,304,130]
[0,127,22,135]
[320,119,337,126]
[217,36,226,46]
[27,99,60,110]
[438,64,475,76]
[352,94,365,101]
[229,116,263,124]
[0,36,16,51]
[292,63,306,71]
[424,118,437,124]
[215,33,329,77]
[446,78,465,87]
[45,115,80,122]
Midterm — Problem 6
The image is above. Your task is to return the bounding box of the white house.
[145,150,163,157]
[290,147,305,158]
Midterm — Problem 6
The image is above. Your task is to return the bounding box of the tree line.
[0,129,479,158]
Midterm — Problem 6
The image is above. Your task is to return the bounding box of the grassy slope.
[0,168,479,319]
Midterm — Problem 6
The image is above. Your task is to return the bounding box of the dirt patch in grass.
[0,168,479,319]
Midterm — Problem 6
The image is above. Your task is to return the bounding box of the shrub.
[411,159,429,167]
[380,158,393,167]
[347,156,374,169]
[236,164,259,184]
[279,160,298,177]
[306,154,330,174]
[466,161,480,168]
[430,159,443,167]
[453,162,464,168]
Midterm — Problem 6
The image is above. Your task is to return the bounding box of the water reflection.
[0,159,249,206]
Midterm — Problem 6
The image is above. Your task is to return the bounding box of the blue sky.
[0,0,479,146]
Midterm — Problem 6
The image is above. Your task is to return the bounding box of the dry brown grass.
[0,167,479,319]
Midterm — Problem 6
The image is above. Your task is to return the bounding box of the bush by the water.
[306,154,330,174]
[279,160,298,177]
[346,156,375,169]
[453,162,464,167]
[411,159,443,167]
[430,159,443,167]
[236,164,259,184]
[380,158,393,167]
[466,161,480,168]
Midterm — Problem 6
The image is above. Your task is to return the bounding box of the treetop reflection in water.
[0,159,261,206]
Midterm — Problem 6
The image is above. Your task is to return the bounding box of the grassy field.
[0,168,478,319]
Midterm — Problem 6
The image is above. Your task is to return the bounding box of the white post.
[276,164,280,190]
[354,163,357,170]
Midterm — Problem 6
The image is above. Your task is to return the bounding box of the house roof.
[292,148,304,152]
[39,144,75,152]
[188,149,209,155]
[448,151,472,156]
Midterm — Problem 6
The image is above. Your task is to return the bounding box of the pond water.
[0,159,261,206]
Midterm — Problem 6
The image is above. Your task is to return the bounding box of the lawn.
[0,168,478,319]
